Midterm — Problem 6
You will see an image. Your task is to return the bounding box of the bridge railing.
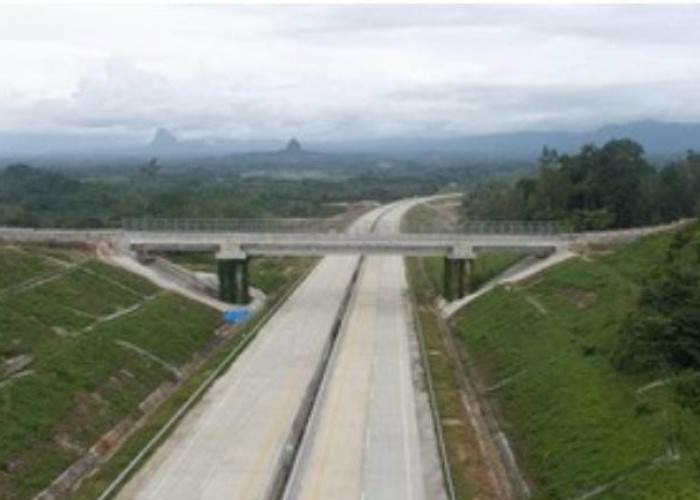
[121,218,350,234]
[122,218,562,237]
[408,219,562,236]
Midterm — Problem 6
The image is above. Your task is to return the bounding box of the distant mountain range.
[1,120,699,160]
[319,120,700,158]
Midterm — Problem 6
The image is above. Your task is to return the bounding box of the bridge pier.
[216,243,250,304]
[443,246,475,301]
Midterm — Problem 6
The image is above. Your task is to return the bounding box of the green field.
[0,245,221,499]
[451,230,700,499]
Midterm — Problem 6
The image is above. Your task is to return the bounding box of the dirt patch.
[2,353,34,376]
[431,200,460,225]
[556,286,598,309]
[55,434,84,454]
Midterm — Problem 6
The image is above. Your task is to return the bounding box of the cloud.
[0,5,699,140]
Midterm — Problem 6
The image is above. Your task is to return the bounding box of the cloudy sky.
[1,4,700,141]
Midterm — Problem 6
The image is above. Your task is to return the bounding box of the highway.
[283,199,446,500]
[116,208,384,500]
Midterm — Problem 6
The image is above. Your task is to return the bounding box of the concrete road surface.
[283,199,447,500]
[116,209,384,500]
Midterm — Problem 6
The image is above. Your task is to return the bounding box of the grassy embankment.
[449,228,700,499]
[0,245,312,499]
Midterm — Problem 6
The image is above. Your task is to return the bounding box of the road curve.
[283,198,447,500]
[115,208,386,500]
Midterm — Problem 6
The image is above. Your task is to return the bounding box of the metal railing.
[122,218,348,234]
[122,218,562,236]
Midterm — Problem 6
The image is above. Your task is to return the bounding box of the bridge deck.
[126,232,564,257]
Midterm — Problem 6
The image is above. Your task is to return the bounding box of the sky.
[1,4,700,141]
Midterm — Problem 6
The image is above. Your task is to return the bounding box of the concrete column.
[444,245,476,301]
[236,258,250,304]
[216,242,250,304]
[443,257,454,301]
[463,257,475,296]
[444,257,468,300]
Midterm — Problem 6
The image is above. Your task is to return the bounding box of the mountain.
[149,127,180,149]
[589,120,700,155]
[0,120,699,160]
[315,120,700,158]
[283,137,302,153]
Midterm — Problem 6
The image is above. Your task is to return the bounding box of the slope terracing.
[0,245,221,499]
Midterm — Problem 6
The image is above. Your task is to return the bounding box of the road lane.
[116,209,384,500]
[284,199,446,500]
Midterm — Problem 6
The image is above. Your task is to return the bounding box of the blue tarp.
[223,309,251,324]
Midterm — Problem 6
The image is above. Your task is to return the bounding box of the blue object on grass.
[223,309,251,324]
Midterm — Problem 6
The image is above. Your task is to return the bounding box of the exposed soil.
[556,286,598,309]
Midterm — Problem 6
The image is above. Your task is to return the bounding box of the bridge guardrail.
[122,218,563,236]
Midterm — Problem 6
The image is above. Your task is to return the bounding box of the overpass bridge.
[122,218,564,303]
[2,215,683,303]
[0,217,565,303]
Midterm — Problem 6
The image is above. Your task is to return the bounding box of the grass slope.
[452,230,700,499]
[0,245,220,499]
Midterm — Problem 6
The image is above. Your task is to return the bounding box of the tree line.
[0,162,453,228]
[464,139,700,230]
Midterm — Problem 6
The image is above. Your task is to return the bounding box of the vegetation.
[613,224,700,412]
[465,140,700,230]
[0,157,513,228]
[449,226,700,499]
[0,245,222,499]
